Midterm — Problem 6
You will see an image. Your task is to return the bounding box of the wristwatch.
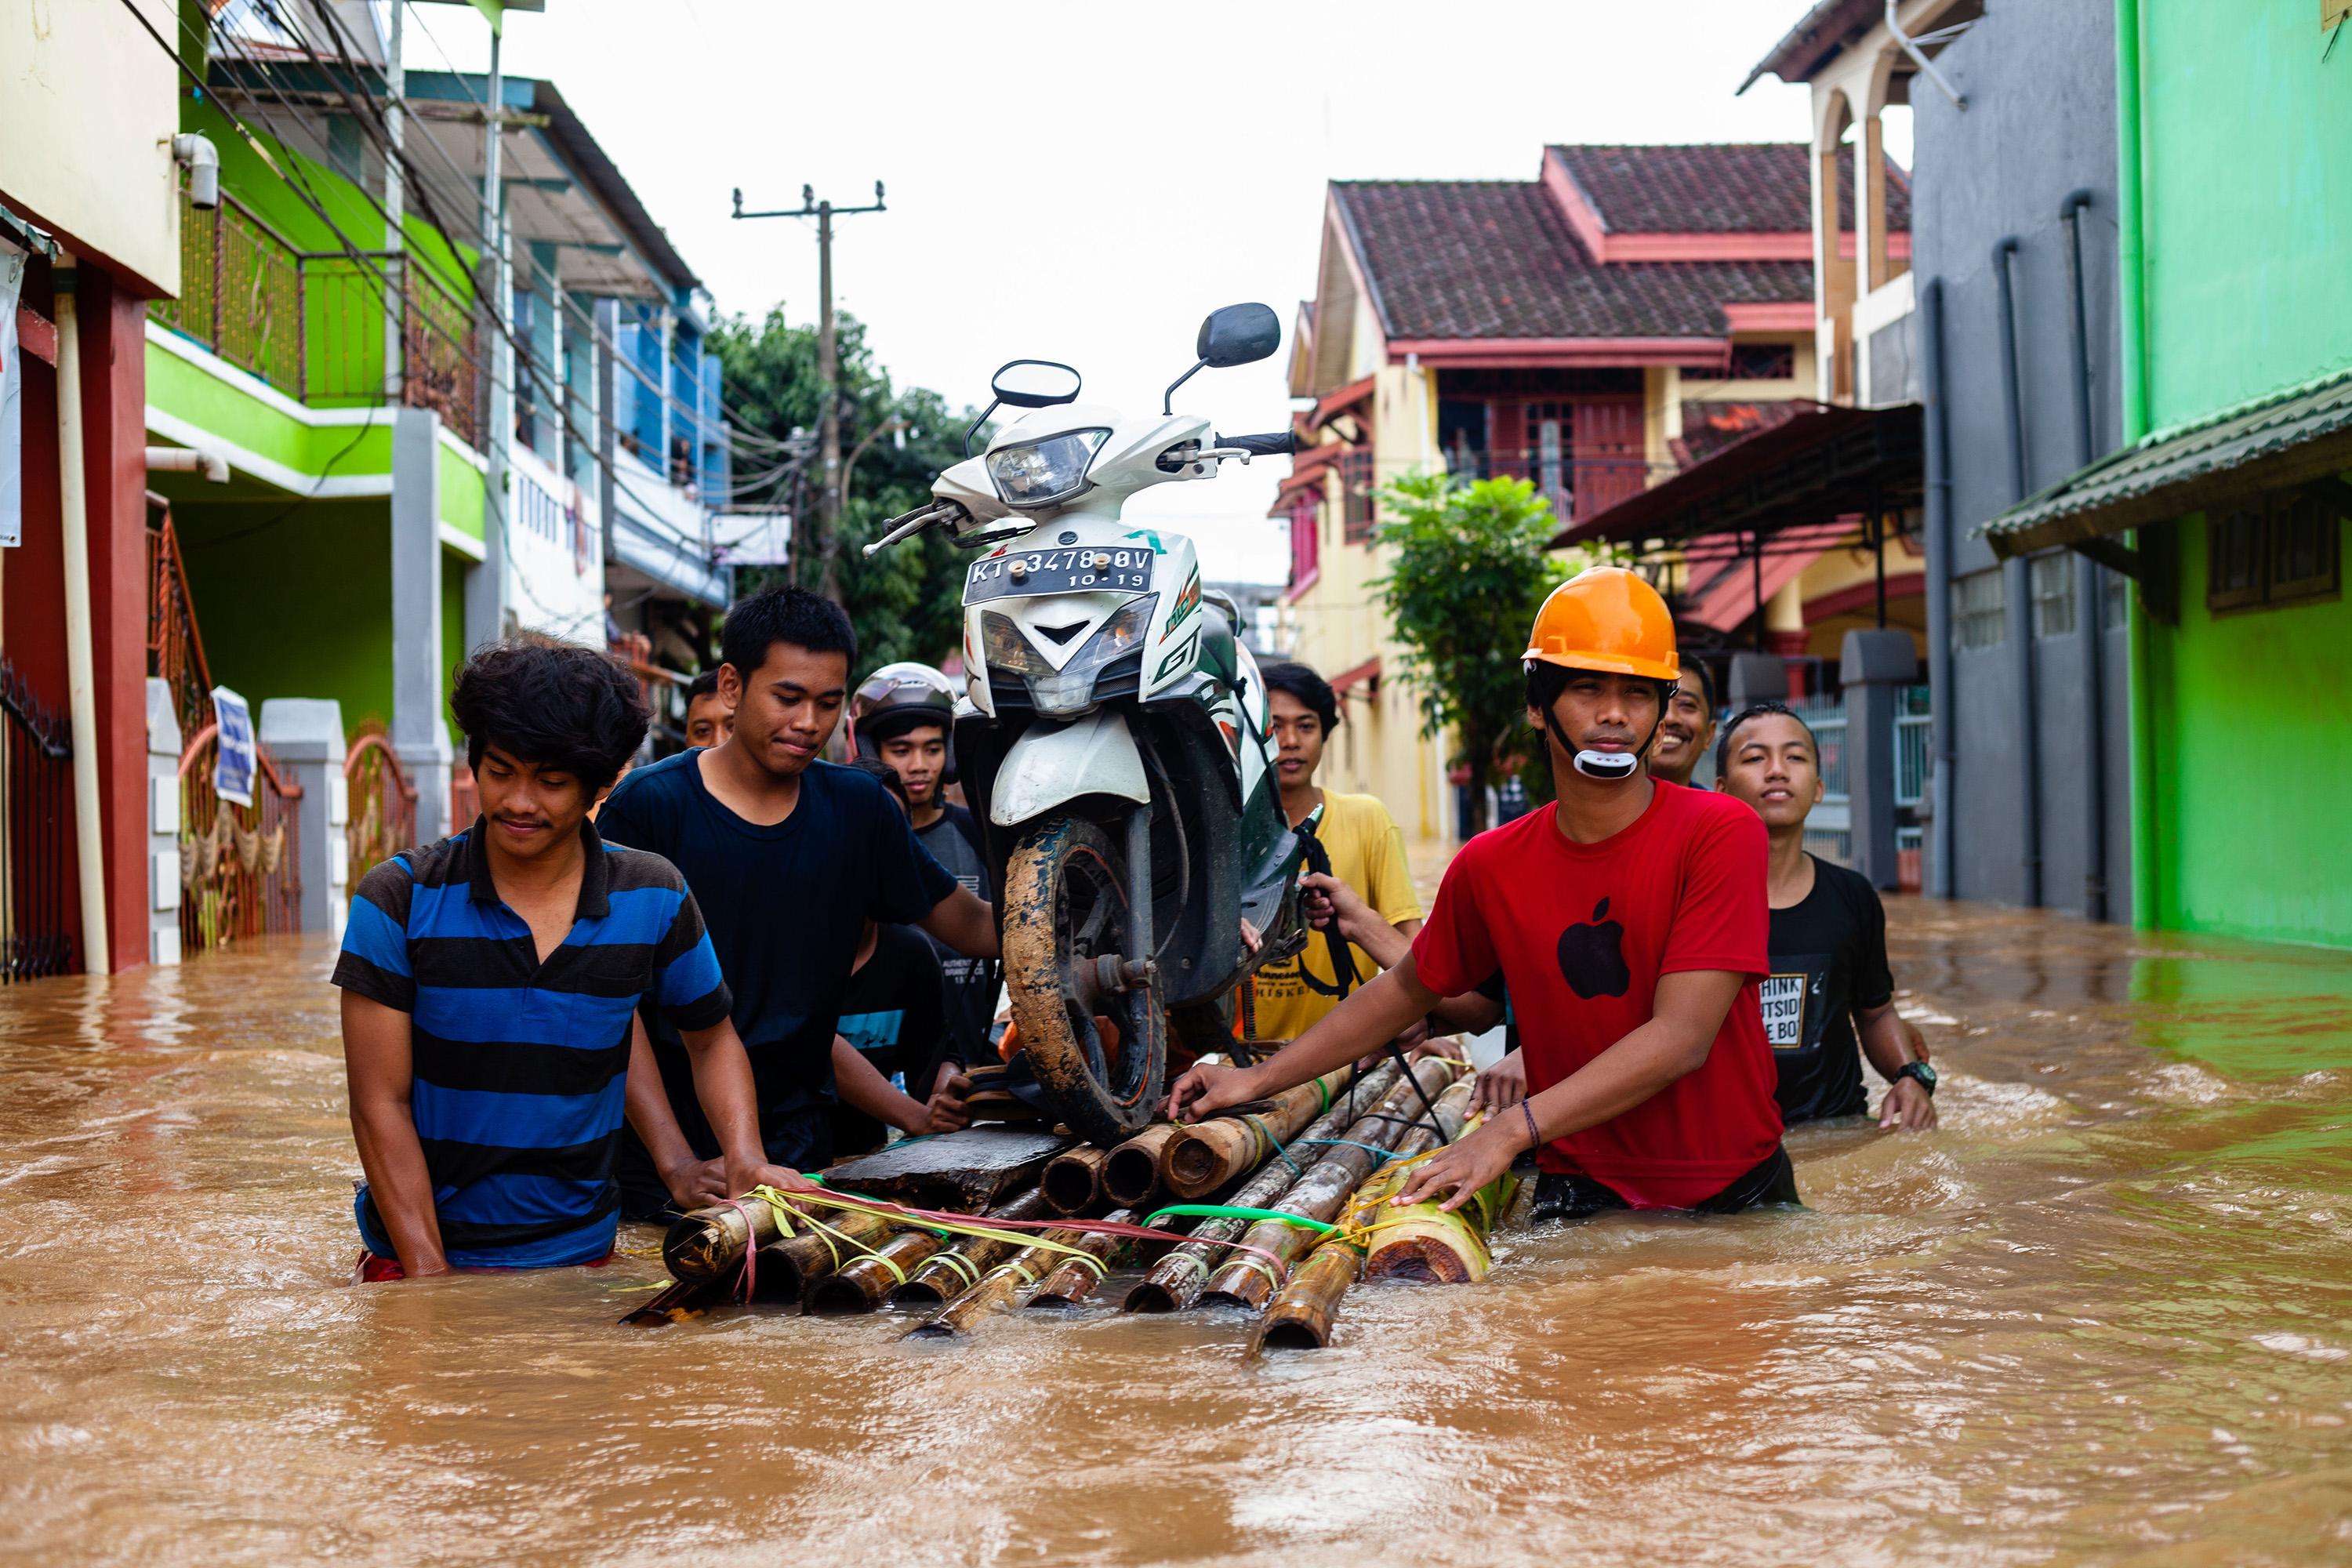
[1893,1060,1938,1098]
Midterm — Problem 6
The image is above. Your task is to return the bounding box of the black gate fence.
[0,658,75,982]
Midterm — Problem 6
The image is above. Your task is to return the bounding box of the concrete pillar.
[391,405,453,840]
[260,698,349,943]
[145,678,182,967]
[1841,628,1918,892]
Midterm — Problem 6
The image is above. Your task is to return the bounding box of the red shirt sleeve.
[1408,842,1499,999]
[1659,799,1769,979]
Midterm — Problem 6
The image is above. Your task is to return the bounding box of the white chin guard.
[1572,750,1639,782]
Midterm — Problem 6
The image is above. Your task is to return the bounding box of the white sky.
[408,1,1838,584]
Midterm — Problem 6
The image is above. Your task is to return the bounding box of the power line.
[131,1,737,622]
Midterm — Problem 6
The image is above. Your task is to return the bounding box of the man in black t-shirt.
[595,590,999,1218]
[832,919,957,1157]
[1715,702,1938,1130]
[851,662,1000,1076]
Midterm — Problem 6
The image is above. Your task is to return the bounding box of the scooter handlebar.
[1214,430,1298,458]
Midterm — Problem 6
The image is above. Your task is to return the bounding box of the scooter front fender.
[989,710,1149,828]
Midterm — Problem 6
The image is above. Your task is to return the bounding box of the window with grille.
[2207,488,2343,613]
[2208,505,2267,611]
[1341,448,1376,543]
[2030,553,2077,639]
[1951,568,2005,652]
[2269,488,2342,604]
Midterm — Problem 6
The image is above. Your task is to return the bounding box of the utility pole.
[731,180,885,596]
[383,0,403,403]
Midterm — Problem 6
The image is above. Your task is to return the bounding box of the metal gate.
[0,660,74,982]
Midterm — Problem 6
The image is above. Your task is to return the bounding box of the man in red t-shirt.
[1168,566,1795,1219]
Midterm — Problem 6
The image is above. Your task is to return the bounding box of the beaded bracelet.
[1520,1099,1541,1154]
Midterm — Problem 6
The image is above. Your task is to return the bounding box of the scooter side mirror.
[991,360,1083,409]
[1196,303,1281,368]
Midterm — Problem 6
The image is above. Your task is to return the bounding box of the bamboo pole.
[1102,1123,1184,1208]
[1250,1242,1361,1351]
[1196,1058,1462,1312]
[1025,1208,1137,1309]
[1250,1080,1481,1353]
[1160,1066,1358,1200]
[903,1229,1086,1339]
[619,1275,727,1327]
[1363,1143,1519,1283]
[755,1207,895,1300]
[662,1193,800,1281]
[804,1229,947,1316]
[1123,1059,1405,1314]
[885,1189,1049,1309]
[1042,1145,1112,1215]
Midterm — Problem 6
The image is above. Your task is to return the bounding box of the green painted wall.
[2140,6,2352,423]
[170,495,476,751]
[173,498,397,737]
[2142,503,2352,949]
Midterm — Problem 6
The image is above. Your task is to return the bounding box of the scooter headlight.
[986,430,1109,509]
[983,596,1159,717]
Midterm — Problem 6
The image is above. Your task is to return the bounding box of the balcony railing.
[151,187,482,448]
[1440,447,1675,527]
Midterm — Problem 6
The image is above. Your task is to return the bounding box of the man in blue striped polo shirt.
[333,640,808,1279]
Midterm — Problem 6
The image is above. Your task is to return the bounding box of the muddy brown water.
[3,904,2350,1566]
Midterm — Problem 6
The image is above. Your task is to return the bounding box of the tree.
[711,308,983,670]
[1371,472,1577,834]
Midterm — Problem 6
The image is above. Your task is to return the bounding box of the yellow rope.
[749,1186,1105,1275]
[926,1248,982,1288]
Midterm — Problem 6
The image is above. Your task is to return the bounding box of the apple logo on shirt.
[1557,897,1631,998]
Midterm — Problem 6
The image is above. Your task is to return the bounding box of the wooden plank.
[821,1125,1076,1212]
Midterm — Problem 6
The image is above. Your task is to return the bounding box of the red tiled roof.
[1334,180,1813,343]
[1548,143,1909,235]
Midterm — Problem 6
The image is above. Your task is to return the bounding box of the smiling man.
[334,639,807,1282]
[1171,568,1792,1221]
[1713,702,1937,1131]
[1646,662,1719,788]
[594,587,997,1216]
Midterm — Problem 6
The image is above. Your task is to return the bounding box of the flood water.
[3,902,2350,1566]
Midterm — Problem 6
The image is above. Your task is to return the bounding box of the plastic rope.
[1142,1203,1340,1236]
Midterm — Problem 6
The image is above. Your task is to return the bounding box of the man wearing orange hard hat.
[1168,566,1795,1221]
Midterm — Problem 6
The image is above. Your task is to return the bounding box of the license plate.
[965,547,1155,602]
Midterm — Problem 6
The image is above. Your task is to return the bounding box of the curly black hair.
[1260,660,1340,734]
[1714,699,1817,779]
[448,637,650,789]
[720,584,858,683]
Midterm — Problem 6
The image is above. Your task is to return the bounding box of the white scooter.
[865,304,1306,1142]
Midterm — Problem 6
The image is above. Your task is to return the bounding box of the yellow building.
[1276,145,1848,830]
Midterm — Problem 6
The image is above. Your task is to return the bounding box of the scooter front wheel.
[1001,815,1167,1146]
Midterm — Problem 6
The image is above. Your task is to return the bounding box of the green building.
[1987,1,2351,950]
[145,21,735,858]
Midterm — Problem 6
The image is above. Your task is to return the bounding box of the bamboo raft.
[622,1047,1522,1351]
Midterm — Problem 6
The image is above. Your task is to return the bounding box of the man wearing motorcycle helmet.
[851,662,997,1075]
[1170,566,1795,1221]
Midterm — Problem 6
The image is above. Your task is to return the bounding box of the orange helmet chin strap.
[1537,682,1671,783]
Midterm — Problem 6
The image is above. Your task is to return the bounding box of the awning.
[1679,520,1857,633]
[1982,367,2352,558]
[1330,656,1381,695]
[1553,401,1922,550]
[1308,376,1375,431]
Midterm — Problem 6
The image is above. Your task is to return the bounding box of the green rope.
[1143,1203,1340,1236]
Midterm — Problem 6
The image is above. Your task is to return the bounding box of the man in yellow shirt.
[1247,662,1423,1043]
